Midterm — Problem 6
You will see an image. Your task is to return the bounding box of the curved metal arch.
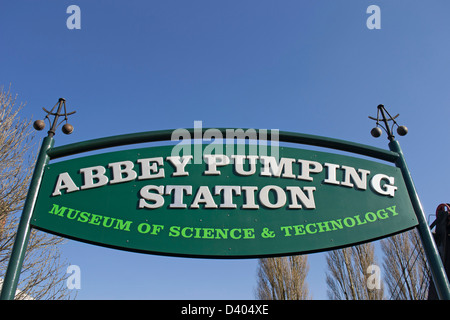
[47,128,399,163]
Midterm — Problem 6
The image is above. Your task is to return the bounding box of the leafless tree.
[255,255,310,300]
[0,86,74,300]
[326,243,384,300]
[381,230,430,300]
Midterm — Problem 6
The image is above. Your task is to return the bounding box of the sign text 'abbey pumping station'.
[29,127,418,258]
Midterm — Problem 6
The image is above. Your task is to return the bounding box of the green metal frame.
[1,128,449,300]
[0,136,54,300]
[389,140,450,300]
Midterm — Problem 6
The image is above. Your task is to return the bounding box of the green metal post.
[389,139,450,300]
[0,136,54,300]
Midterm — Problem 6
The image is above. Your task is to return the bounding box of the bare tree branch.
[255,255,310,300]
[381,230,430,300]
[326,243,384,300]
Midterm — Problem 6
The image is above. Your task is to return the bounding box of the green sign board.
[30,143,417,258]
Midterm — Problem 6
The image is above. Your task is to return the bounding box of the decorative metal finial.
[369,104,408,141]
[33,98,76,137]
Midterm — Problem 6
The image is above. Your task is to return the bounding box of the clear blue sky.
[1,0,450,300]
